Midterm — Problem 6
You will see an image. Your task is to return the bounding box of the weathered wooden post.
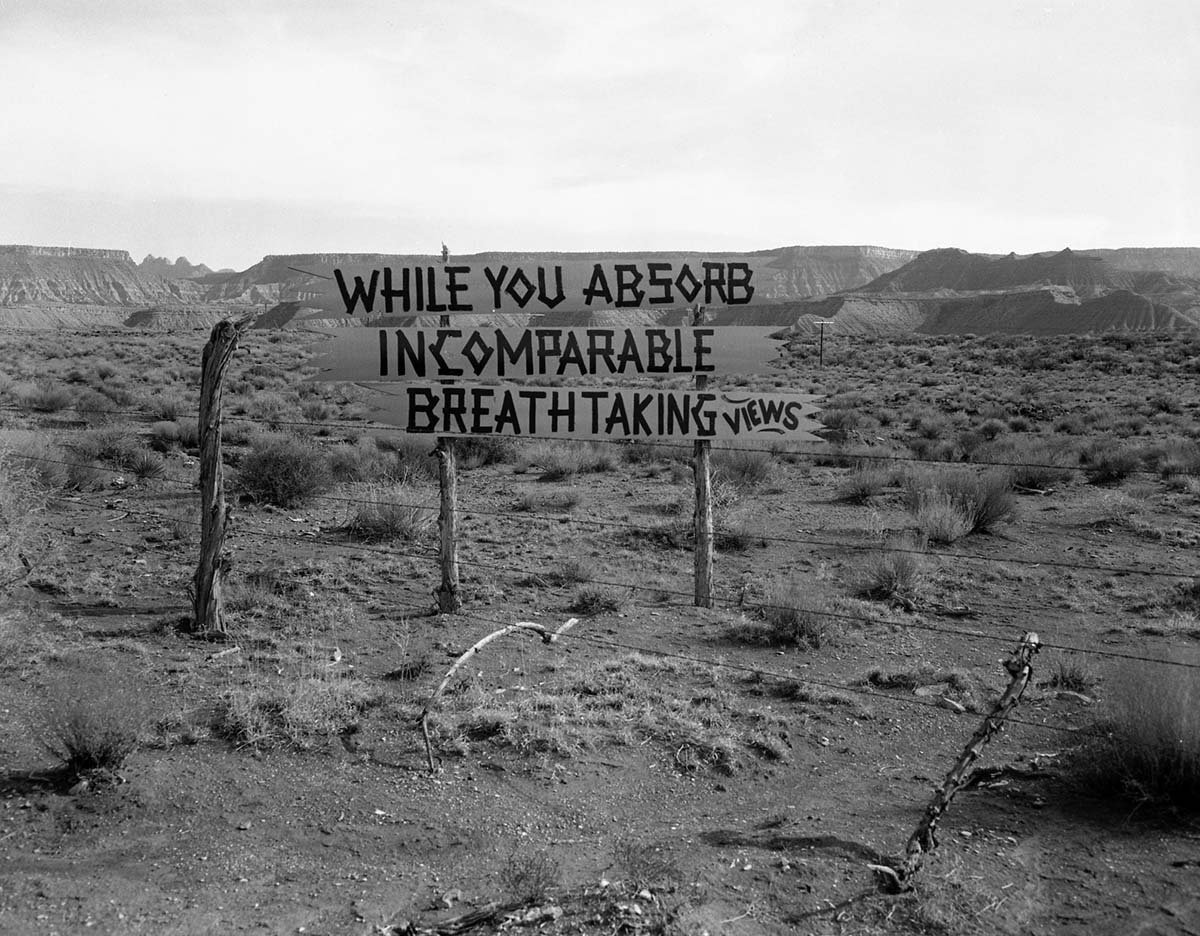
[435,246,462,613]
[692,304,714,608]
[191,316,250,636]
[435,435,461,613]
[873,631,1041,892]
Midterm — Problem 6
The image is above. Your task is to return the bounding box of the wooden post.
[191,317,248,636]
[434,257,462,613]
[692,305,713,608]
[873,631,1041,892]
[435,436,461,613]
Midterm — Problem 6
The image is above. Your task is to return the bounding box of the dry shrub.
[712,448,774,490]
[1081,438,1144,485]
[345,483,435,542]
[853,544,924,601]
[455,435,517,469]
[42,667,150,778]
[735,581,832,648]
[328,437,402,483]
[904,467,1015,535]
[568,585,626,615]
[912,490,972,545]
[837,464,890,504]
[238,433,332,507]
[499,848,560,904]
[1071,655,1200,809]
[518,441,616,480]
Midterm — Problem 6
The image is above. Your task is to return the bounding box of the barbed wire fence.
[3,351,1198,885]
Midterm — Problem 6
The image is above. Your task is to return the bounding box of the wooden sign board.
[306,255,778,317]
[361,383,823,442]
[308,326,787,381]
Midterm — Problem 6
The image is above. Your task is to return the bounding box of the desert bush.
[974,437,1076,490]
[568,585,626,615]
[149,420,183,452]
[742,579,832,648]
[376,433,438,483]
[1046,657,1097,693]
[42,668,149,777]
[455,435,517,469]
[150,395,189,422]
[1148,440,1200,479]
[69,426,139,467]
[523,557,596,589]
[344,483,435,542]
[14,382,74,413]
[712,448,773,490]
[1070,655,1200,809]
[499,848,560,904]
[904,468,1015,535]
[715,512,764,551]
[1081,439,1143,485]
[820,407,860,444]
[328,437,397,483]
[238,433,332,507]
[837,464,890,504]
[911,490,972,544]
[853,545,924,602]
[518,441,616,480]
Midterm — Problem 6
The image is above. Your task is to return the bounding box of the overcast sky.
[1,0,1196,271]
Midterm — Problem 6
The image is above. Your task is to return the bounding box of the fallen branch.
[418,617,579,772]
[874,631,1040,893]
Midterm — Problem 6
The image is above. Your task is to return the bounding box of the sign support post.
[434,244,461,613]
[692,305,714,609]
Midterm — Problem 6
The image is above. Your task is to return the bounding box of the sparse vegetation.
[344,483,435,542]
[1070,655,1200,809]
[42,668,149,778]
[237,433,332,507]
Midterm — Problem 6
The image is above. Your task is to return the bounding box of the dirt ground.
[2,326,1199,935]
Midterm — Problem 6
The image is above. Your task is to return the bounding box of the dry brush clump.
[1070,655,1200,810]
[237,432,332,507]
[344,483,436,542]
[41,666,151,780]
[732,578,834,648]
[904,467,1016,540]
[853,545,925,602]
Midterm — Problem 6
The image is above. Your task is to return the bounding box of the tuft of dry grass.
[42,667,150,778]
[344,483,435,542]
[1070,654,1200,809]
[853,545,925,602]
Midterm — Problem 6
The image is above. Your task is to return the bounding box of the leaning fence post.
[191,316,250,636]
[692,304,713,608]
[872,631,1041,892]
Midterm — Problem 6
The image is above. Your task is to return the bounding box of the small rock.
[237,821,252,831]
[913,683,951,698]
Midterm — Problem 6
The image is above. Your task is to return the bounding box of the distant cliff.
[0,244,204,306]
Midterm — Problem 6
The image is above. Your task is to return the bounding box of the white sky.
[1,0,1196,271]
